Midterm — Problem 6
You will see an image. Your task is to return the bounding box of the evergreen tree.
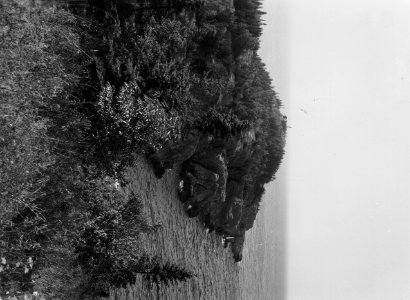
[141,257,196,286]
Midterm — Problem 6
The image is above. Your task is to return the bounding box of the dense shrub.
[95,81,181,155]
[194,108,249,138]
[73,10,199,172]
[0,2,86,295]
[75,183,160,297]
[0,1,79,223]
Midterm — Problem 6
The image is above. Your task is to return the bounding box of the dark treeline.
[0,0,286,298]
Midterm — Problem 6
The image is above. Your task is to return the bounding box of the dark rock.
[181,149,228,221]
[185,203,200,218]
[169,130,272,261]
[218,197,243,234]
[149,131,210,178]
[173,136,251,260]
[231,235,245,262]
[179,171,196,203]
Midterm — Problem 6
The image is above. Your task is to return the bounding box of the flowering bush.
[96,81,181,155]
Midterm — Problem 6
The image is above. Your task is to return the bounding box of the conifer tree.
[141,257,196,286]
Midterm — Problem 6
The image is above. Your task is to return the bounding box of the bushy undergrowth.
[194,108,249,138]
[0,2,83,295]
[74,182,160,297]
[95,81,181,155]
[0,0,79,227]
[0,2,192,298]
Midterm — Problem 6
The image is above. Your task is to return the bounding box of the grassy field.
[109,156,240,300]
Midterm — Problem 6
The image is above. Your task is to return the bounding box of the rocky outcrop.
[148,129,269,261]
[149,130,211,177]
[181,149,228,222]
[231,234,245,262]
[176,137,250,261]
[222,233,245,262]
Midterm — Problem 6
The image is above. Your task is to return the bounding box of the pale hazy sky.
[260,1,410,300]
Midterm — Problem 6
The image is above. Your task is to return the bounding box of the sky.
[260,1,410,300]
